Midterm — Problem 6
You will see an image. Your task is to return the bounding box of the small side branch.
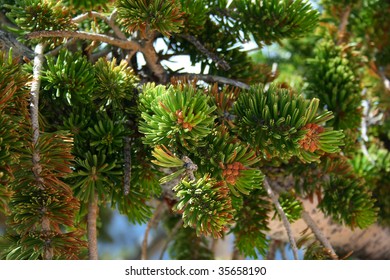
[88,192,99,260]
[301,210,338,260]
[142,201,165,260]
[72,9,127,40]
[159,219,183,260]
[174,73,250,90]
[263,178,299,260]
[179,34,230,71]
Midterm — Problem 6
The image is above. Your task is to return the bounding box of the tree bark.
[87,193,99,260]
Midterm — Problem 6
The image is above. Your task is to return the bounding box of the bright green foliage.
[234,84,344,162]
[305,39,362,131]
[350,146,390,226]
[139,84,216,150]
[116,0,184,36]
[0,0,387,261]
[173,175,235,238]
[43,50,95,105]
[71,152,122,203]
[273,192,303,223]
[5,0,76,45]
[88,118,126,155]
[94,58,139,112]
[179,0,209,34]
[320,175,378,229]
[233,0,319,45]
[194,127,264,195]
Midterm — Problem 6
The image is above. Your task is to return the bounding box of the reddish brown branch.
[337,5,352,45]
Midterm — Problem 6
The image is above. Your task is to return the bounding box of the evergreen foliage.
[0,0,389,260]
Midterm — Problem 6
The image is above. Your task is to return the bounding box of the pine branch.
[173,73,250,89]
[301,210,338,260]
[27,30,168,82]
[263,178,299,260]
[142,33,168,83]
[26,30,141,51]
[141,201,165,260]
[337,5,352,45]
[87,192,99,260]
[72,9,127,40]
[178,34,230,71]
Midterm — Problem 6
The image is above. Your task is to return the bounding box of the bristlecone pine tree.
[0,0,389,260]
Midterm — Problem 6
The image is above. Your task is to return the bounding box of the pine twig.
[159,219,183,260]
[141,201,165,260]
[179,34,230,71]
[72,9,127,40]
[263,178,299,260]
[87,192,99,260]
[26,30,140,51]
[174,73,250,90]
[301,210,338,260]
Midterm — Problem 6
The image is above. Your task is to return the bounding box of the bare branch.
[174,73,250,90]
[179,34,230,71]
[301,210,338,260]
[263,178,299,260]
[31,43,53,259]
[142,35,168,83]
[142,201,165,260]
[72,9,128,41]
[159,219,183,260]
[26,30,140,51]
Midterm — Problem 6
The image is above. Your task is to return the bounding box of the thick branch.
[263,178,299,260]
[142,36,168,83]
[31,44,53,259]
[88,192,99,260]
[174,73,250,90]
[179,34,230,71]
[337,5,352,45]
[27,30,140,51]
